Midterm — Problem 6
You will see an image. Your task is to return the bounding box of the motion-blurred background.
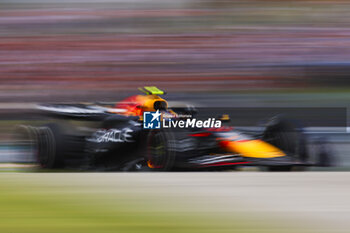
[2,0,350,102]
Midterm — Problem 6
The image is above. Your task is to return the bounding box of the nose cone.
[220,139,286,158]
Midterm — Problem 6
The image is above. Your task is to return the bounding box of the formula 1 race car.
[14,86,332,171]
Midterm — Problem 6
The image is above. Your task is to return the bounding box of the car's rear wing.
[36,103,126,120]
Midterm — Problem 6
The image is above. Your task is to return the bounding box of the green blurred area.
[0,173,298,233]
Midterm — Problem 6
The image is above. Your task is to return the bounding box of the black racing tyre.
[146,129,175,171]
[17,123,68,169]
[262,116,308,171]
[14,125,40,164]
[37,123,67,169]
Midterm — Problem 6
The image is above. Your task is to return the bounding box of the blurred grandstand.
[2,0,350,102]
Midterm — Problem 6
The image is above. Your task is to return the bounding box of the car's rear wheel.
[14,125,40,164]
[38,123,67,169]
[15,123,67,169]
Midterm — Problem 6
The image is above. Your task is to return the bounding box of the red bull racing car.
[14,86,332,171]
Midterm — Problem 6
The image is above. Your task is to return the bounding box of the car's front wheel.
[146,129,175,171]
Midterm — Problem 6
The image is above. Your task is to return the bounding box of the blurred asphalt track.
[0,172,349,232]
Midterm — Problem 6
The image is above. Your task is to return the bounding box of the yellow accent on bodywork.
[220,114,230,121]
[140,86,165,95]
[225,139,286,158]
[142,95,168,112]
[147,160,155,168]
